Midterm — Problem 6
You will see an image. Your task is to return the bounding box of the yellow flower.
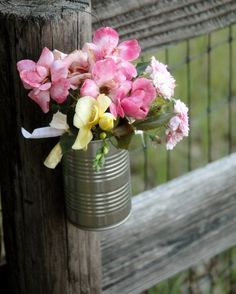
[99,113,115,131]
[72,94,114,150]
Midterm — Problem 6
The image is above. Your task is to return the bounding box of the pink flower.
[83,27,141,62]
[145,56,176,99]
[166,100,189,150]
[17,47,71,113]
[49,60,70,104]
[110,78,156,119]
[62,50,92,89]
[80,58,119,98]
[17,47,54,89]
[109,81,132,117]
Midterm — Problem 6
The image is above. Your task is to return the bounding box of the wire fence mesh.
[130,24,236,293]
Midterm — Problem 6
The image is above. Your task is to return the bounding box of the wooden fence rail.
[102,153,236,294]
[92,0,236,50]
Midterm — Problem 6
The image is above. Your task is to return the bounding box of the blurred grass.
[130,24,236,293]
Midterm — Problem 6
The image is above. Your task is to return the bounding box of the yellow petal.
[74,96,97,127]
[73,113,84,129]
[97,94,111,117]
[72,127,93,150]
[44,143,63,169]
[88,104,99,127]
[99,113,115,131]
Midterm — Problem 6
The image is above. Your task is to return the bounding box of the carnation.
[145,56,176,99]
[166,100,189,150]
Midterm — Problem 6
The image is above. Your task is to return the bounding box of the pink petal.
[121,98,148,119]
[22,81,32,90]
[116,60,137,81]
[132,78,156,105]
[93,27,119,57]
[20,70,43,88]
[17,60,36,72]
[39,82,51,91]
[110,80,132,102]
[63,50,88,69]
[53,49,67,60]
[50,60,68,83]
[128,89,145,105]
[69,73,91,90]
[110,102,125,118]
[118,39,141,61]
[37,47,54,68]
[109,103,118,117]
[109,82,132,118]
[82,42,98,63]
[36,65,49,78]
[50,78,70,103]
[80,79,99,98]
[28,89,50,113]
[92,58,116,86]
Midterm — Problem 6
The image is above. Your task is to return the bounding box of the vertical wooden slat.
[0,1,101,293]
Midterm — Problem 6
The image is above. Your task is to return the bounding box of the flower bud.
[99,132,107,140]
[103,145,109,154]
[99,113,115,131]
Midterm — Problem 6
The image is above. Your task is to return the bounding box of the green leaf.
[109,133,134,150]
[133,112,174,131]
[59,133,76,154]
[136,61,149,75]
[112,123,134,138]
[111,119,135,150]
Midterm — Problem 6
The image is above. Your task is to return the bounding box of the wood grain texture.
[0,1,101,294]
[101,153,236,294]
[92,0,236,50]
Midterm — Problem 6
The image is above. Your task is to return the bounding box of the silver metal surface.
[62,140,132,230]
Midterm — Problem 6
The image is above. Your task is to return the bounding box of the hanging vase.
[62,140,132,230]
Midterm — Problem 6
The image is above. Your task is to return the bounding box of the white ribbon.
[21,127,66,139]
[21,111,69,139]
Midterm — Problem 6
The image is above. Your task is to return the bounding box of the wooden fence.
[0,1,236,293]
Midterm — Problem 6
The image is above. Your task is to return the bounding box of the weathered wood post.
[0,1,101,293]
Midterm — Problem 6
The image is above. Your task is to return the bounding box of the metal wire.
[207,33,212,163]
[165,49,171,181]
[228,25,233,155]
[186,39,192,171]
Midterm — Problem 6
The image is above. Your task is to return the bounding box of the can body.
[62,140,132,230]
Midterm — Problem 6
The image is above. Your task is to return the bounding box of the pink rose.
[110,78,156,120]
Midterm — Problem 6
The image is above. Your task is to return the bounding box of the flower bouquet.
[17,27,189,230]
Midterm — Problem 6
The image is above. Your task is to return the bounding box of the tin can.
[62,140,132,230]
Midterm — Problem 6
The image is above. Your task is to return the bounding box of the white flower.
[146,56,176,99]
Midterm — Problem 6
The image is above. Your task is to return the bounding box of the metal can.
[62,140,132,230]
